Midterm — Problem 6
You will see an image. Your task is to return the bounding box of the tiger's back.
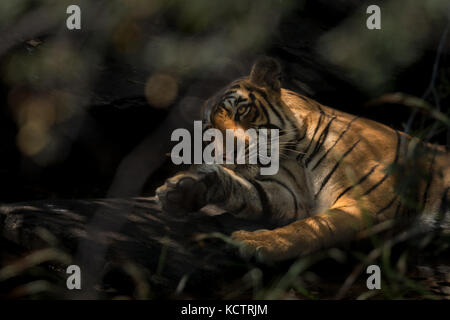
[282,89,449,229]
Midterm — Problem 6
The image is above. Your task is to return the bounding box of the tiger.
[155,57,450,262]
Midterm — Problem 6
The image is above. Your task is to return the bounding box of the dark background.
[0,0,449,204]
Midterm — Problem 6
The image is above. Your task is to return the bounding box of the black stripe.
[228,84,241,90]
[376,196,397,215]
[312,116,359,171]
[422,147,438,210]
[363,130,401,196]
[250,179,272,218]
[259,178,298,214]
[250,106,260,122]
[282,113,301,141]
[297,109,325,162]
[315,139,360,199]
[296,126,308,144]
[264,98,286,127]
[394,201,402,219]
[258,124,282,131]
[254,88,285,126]
[222,90,237,97]
[280,165,311,216]
[437,187,449,226]
[440,187,449,213]
[280,165,303,193]
[218,104,233,117]
[250,93,270,124]
[235,96,245,105]
[333,164,380,205]
[305,116,336,167]
[222,94,237,101]
[285,91,309,103]
[315,102,325,114]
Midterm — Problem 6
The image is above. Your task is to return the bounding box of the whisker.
[279,148,306,155]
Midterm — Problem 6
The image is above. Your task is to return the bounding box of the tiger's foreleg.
[232,198,375,261]
[156,164,265,219]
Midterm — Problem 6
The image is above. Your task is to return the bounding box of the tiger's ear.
[249,57,281,91]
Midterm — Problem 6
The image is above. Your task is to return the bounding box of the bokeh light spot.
[16,122,49,156]
[144,73,178,109]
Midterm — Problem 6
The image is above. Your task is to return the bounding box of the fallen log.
[0,197,273,299]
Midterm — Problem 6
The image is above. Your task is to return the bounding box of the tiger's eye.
[237,105,250,116]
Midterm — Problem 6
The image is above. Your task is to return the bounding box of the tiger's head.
[202,57,300,169]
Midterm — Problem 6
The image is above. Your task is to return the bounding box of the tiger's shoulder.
[281,88,401,138]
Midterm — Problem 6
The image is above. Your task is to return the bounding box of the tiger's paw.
[155,165,220,215]
[231,229,282,263]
